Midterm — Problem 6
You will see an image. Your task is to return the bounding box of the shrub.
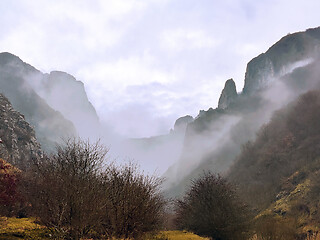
[101,163,166,239]
[23,139,166,239]
[25,139,108,239]
[175,172,250,240]
[0,159,21,216]
[254,216,297,240]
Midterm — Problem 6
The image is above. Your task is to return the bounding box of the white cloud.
[161,29,220,51]
[77,53,178,117]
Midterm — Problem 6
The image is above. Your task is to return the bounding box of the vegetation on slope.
[225,90,320,239]
[228,90,320,210]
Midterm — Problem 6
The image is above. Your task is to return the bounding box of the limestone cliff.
[218,79,238,109]
[243,27,320,94]
[0,94,42,170]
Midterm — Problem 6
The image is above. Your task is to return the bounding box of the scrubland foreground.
[0,217,209,240]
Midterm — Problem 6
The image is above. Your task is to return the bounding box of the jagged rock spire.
[218,79,237,109]
[174,115,194,132]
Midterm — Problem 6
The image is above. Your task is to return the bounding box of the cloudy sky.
[1,0,320,138]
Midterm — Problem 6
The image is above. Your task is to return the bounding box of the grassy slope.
[0,217,208,240]
[159,231,209,240]
[255,158,320,236]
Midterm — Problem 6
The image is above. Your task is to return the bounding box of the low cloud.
[161,29,220,51]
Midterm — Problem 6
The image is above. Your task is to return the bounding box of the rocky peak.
[40,71,100,138]
[242,54,275,95]
[173,115,194,133]
[0,52,21,65]
[242,27,320,95]
[0,94,42,170]
[218,79,238,109]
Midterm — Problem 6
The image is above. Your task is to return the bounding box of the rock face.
[218,79,237,109]
[36,71,100,138]
[242,54,274,94]
[243,27,320,94]
[173,115,194,132]
[0,94,42,170]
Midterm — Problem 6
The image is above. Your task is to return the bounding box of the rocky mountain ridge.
[163,26,320,196]
[243,28,320,94]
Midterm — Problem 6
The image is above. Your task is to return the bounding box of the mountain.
[0,94,42,170]
[163,27,320,196]
[0,52,100,151]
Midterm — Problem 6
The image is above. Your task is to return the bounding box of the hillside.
[228,90,320,210]
[225,90,320,238]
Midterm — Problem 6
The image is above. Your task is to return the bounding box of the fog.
[162,54,320,195]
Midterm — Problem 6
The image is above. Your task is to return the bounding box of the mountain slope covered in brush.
[227,90,320,235]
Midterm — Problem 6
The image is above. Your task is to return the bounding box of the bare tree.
[175,172,250,240]
[101,163,166,239]
[25,139,108,239]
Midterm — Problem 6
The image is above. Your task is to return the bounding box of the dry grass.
[158,231,210,240]
[0,217,48,239]
[0,217,42,233]
[0,219,209,240]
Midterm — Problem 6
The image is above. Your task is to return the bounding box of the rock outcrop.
[0,94,42,169]
[242,54,274,94]
[37,71,100,138]
[173,115,194,132]
[218,79,238,109]
[243,27,320,94]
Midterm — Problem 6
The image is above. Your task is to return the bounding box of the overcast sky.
[1,0,320,138]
